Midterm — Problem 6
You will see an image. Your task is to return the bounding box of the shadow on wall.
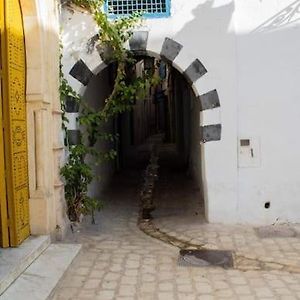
[235,0,300,222]
[83,68,115,200]
[170,0,300,222]
[252,0,300,33]
[172,0,300,153]
[172,0,236,201]
[62,0,300,222]
[175,0,235,43]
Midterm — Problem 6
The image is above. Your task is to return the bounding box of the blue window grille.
[104,0,171,18]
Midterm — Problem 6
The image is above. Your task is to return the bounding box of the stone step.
[0,243,81,300]
[0,235,51,295]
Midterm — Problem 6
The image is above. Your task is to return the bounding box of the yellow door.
[0,0,30,247]
[0,53,10,248]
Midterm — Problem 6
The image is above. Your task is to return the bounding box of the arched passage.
[67,32,222,144]
[60,5,223,221]
[78,55,209,221]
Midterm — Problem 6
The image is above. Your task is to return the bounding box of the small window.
[105,0,171,18]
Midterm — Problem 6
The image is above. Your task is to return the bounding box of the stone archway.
[60,5,224,221]
[65,31,222,144]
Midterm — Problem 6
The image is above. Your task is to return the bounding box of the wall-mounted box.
[238,137,261,168]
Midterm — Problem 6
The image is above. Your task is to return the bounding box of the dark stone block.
[67,130,81,145]
[184,59,207,83]
[199,89,220,111]
[160,38,183,62]
[69,59,93,86]
[65,96,80,113]
[200,124,221,142]
[129,31,149,54]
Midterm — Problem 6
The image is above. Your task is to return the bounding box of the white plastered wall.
[61,0,300,225]
[21,0,68,238]
[234,0,300,224]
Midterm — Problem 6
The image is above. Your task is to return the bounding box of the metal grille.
[105,0,170,18]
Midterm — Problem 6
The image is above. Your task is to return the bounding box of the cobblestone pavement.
[50,169,300,300]
[152,166,300,273]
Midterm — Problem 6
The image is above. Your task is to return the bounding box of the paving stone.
[75,267,90,276]
[78,289,96,298]
[177,284,194,293]
[104,272,121,281]
[118,284,136,296]
[195,283,213,294]
[95,290,115,300]
[124,269,139,277]
[158,282,173,291]
[254,287,274,297]
[178,293,196,300]
[120,276,138,285]
[50,172,300,300]
[158,292,175,300]
[83,279,100,289]
[142,274,156,282]
[102,280,118,289]
[234,285,252,295]
[140,282,156,293]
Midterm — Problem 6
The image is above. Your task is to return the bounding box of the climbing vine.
[60,0,160,223]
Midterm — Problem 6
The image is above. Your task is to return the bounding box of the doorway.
[83,56,204,221]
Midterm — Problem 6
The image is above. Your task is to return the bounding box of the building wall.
[82,69,115,199]
[21,0,68,238]
[61,0,300,225]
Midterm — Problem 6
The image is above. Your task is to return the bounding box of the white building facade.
[61,0,300,225]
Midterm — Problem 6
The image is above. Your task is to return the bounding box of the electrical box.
[238,137,261,168]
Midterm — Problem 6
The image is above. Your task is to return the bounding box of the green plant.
[60,145,98,222]
[60,0,160,224]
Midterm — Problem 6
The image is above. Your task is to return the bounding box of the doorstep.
[0,235,50,295]
[1,243,81,300]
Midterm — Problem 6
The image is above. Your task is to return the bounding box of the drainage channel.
[137,144,300,273]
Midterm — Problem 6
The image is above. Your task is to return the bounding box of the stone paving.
[152,166,300,273]
[50,168,300,300]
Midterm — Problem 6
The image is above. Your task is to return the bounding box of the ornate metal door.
[0,0,30,247]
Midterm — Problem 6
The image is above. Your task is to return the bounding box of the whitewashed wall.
[61,0,300,225]
[21,0,68,238]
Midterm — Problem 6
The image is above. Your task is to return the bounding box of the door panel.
[0,0,9,248]
[0,0,30,247]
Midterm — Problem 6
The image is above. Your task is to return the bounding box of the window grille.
[105,0,171,18]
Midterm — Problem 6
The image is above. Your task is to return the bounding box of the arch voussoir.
[200,124,222,143]
[65,31,222,143]
[69,59,94,86]
[160,37,183,63]
[183,59,207,84]
[129,31,149,55]
[199,89,220,111]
